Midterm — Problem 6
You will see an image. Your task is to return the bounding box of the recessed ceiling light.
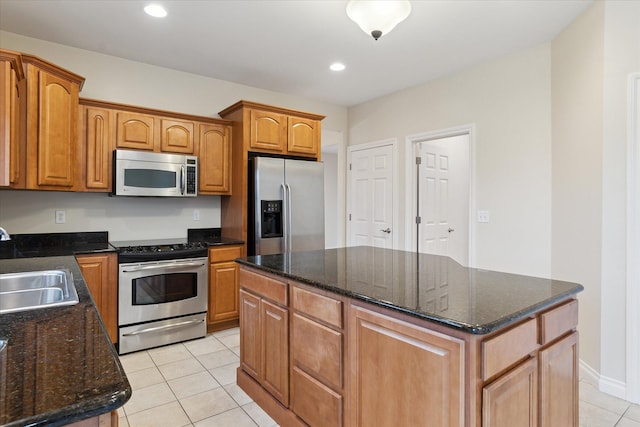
[330,62,346,72]
[144,4,167,18]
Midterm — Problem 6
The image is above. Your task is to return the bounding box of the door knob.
[448,228,455,233]
[380,228,391,234]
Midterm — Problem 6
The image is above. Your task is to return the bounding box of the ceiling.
[0,0,592,107]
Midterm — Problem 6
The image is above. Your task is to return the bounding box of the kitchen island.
[235,246,584,427]
[0,256,131,427]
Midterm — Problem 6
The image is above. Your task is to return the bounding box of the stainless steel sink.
[0,269,79,314]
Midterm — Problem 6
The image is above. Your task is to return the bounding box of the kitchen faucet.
[0,227,10,241]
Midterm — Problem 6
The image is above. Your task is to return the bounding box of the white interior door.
[349,144,394,248]
[418,135,469,265]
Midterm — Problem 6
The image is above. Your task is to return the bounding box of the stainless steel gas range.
[112,239,209,354]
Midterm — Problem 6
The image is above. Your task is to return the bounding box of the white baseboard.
[579,359,628,400]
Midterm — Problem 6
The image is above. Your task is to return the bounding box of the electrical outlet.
[193,209,200,221]
[55,210,66,224]
[477,210,490,223]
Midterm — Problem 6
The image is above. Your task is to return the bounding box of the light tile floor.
[117,327,640,427]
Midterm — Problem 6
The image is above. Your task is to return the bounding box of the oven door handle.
[121,262,206,273]
[121,318,205,337]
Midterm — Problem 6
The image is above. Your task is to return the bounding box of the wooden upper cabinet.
[79,98,232,194]
[219,100,325,159]
[161,118,194,154]
[0,49,25,188]
[116,112,156,151]
[250,109,287,152]
[288,116,319,156]
[81,105,113,191]
[197,122,232,194]
[22,54,85,190]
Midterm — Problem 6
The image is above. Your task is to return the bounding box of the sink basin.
[0,269,79,314]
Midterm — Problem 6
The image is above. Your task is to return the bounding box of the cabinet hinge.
[349,163,352,171]
[349,214,352,221]
[416,216,421,224]
[416,156,422,165]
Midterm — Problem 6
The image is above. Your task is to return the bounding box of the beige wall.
[348,44,553,278]
[551,0,605,377]
[0,31,348,241]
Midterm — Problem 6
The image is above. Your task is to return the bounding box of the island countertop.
[0,256,131,427]
[235,246,584,334]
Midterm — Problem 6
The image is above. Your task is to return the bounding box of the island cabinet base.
[237,368,307,427]
[237,265,580,427]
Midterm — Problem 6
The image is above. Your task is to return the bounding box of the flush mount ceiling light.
[144,4,167,18]
[346,0,411,40]
[330,62,346,71]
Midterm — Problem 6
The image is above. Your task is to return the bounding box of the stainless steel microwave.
[112,149,198,197]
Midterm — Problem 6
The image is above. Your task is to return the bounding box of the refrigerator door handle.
[285,183,292,253]
[281,182,288,253]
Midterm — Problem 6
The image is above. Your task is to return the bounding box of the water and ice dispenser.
[260,200,283,238]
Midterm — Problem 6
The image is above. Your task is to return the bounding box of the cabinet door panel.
[482,358,537,427]
[209,261,239,323]
[349,305,464,427]
[35,70,78,188]
[240,289,261,380]
[292,312,342,390]
[292,367,342,427]
[83,107,112,191]
[262,299,289,406]
[198,123,231,194]
[76,253,118,343]
[116,112,155,150]
[161,118,194,153]
[287,117,318,156]
[539,332,578,427]
[250,110,286,152]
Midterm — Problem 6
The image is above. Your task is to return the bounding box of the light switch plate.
[477,210,490,223]
[193,210,200,221]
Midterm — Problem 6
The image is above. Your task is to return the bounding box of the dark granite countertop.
[0,256,131,427]
[236,246,584,335]
[0,232,115,259]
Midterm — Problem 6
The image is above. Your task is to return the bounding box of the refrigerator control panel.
[261,200,283,238]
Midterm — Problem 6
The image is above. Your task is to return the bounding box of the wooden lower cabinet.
[350,304,465,427]
[482,357,538,427]
[236,266,580,427]
[76,253,118,343]
[539,332,579,427]
[239,281,289,406]
[207,245,243,331]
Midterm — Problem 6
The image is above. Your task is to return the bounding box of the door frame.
[626,73,640,403]
[405,124,476,267]
[346,138,400,249]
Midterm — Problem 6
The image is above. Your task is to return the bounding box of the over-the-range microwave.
[112,149,198,197]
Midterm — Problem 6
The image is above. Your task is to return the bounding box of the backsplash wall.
[0,190,220,241]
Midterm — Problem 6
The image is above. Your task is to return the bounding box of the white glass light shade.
[346,0,411,40]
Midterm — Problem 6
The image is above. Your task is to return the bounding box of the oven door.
[118,257,208,326]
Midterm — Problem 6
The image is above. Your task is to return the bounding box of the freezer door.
[254,157,285,255]
[285,159,325,252]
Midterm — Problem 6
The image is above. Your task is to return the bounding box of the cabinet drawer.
[540,300,578,345]
[240,268,287,305]
[483,318,538,380]
[292,313,343,390]
[292,286,342,329]
[209,245,242,263]
[292,367,342,427]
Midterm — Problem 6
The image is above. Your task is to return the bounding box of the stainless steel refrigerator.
[249,156,324,256]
